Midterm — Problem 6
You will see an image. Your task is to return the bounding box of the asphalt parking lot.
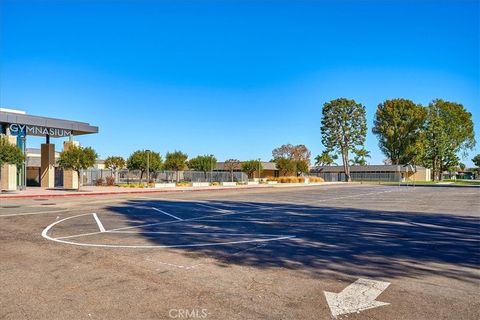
[1,184,479,319]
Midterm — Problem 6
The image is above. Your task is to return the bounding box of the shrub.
[95,178,105,186]
[309,176,324,183]
[106,176,116,186]
[211,182,220,186]
[176,181,192,187]
[278,176,302,183]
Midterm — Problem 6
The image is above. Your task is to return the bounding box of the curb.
[0,184,275,200]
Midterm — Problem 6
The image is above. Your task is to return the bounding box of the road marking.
[324,278,390,318]
[92,213,106,232]
[0,209,68,217]
[111,231,289,237]
[42,213,295,248]
[151,207,183,220]
[196,203,233,213]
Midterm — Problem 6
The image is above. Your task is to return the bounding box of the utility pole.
[146,149,150,187]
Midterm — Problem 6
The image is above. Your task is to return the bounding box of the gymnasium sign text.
[9,123,72,138]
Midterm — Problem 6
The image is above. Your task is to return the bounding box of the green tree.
[163,151,188,182]
[472,154,480,167]
[295,160,310,175]
[188,155,216,180]
[274,158,295,176]
[314,151,338,166]
[472,154,480,177]
[0,137,25,191]
[350,148,371,166]
[272,144,311,177]
[105,156,125,171]
[422,99,476,180]
[126,150,162,183]
[58,145,97,190]
[223,159,240,182]
[241,160,263,179]
[321,98,367,182]
[372,99,427,165]
[104,156,126,180]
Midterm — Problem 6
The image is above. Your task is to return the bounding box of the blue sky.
[1,0,479,166]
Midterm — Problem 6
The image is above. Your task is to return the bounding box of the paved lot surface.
[1,184,479,319]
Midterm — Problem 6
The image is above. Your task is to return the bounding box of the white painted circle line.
[41,213,296,249]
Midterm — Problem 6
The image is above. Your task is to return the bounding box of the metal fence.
[80,169,248,186]
[311,171,401,182]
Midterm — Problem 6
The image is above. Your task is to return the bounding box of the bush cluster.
[106,176,116,186]
[265,176,324,183]
[95,178,105,186]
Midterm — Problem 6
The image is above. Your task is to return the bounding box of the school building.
[0,108,98,191]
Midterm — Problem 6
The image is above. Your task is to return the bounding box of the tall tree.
[472,154,480,177]
[164,151,188,182]
[272,144,311,163]
[372,98,426,165]
[126,150,162,183]
[223,159,241,182]
[472,154,480,168]
[0,137,25,191]
[188,155,217,180]
[320,98,367,182]
[422,99,476,180]
[241,160,263,179]
[272,144,311,177]
[58,145,97,190]
[314,151,338,166]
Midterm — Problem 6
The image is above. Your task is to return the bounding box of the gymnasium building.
[0,108,98,191]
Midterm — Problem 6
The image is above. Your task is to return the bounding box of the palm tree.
[314,151,338,166]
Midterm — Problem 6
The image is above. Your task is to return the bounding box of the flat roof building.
[0,108,98,191]
[311,165,431,182]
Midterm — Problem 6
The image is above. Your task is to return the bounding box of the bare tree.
[223,159,240,182]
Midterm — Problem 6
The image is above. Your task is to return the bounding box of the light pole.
[146,149,150,187]
[257,158,261,181]
[210,156,213,183]
[22,135,26,190]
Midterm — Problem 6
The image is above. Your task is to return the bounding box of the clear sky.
[1,0,479,166]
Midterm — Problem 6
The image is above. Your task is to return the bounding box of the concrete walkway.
[0,182,345,199]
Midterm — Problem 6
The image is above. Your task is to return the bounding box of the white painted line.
[44,189,398,242]
[111,231,291,237]
[92,213,106,232]
[50,234,296,249]
[0,209,68,217]
[41,215,296,249]
[196,203,233,213]
[324,278,390,318]
[151,207,183,220]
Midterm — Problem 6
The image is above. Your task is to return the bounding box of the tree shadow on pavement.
[105,199,480,281]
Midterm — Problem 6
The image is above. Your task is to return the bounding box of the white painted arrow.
[324,278,390,318]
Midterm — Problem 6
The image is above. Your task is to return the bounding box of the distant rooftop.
[215,161,277,171]
[312,165,426,173]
